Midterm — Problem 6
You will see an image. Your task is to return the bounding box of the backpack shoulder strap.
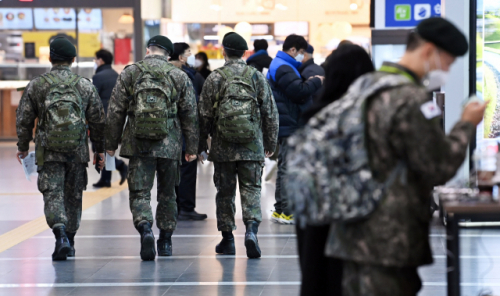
[163,64,179,99]
[67,74,82,88]
[42,72,60,85]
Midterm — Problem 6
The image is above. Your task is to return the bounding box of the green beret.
[50,37,76,59]
[147,35,174,55]
[223,32,248,51]
[415,17,468,57]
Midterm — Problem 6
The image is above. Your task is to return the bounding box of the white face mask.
[423,51,449,91]
[94,63,98,71]
[295,53,304,62]
[186,55,196,67]
[194,59,203,68]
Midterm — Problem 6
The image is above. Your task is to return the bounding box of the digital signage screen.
[0,8,33,30]
[476,0,500,148]
[34,8,102,30]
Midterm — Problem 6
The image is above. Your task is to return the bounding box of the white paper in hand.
[105,153,116,171]
[21,152,38,181]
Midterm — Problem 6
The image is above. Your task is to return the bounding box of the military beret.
[50,37,76,59]
[223,32,248,51]
[415,17,468,57]
[147,35,174,55]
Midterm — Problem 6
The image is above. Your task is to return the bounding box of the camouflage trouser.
[213,161,263,231]
[37,161,87,233]
[128,156,179,232]
[342,261,422,296]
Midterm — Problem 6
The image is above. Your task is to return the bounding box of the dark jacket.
[198,67,212,80]
[267,51,322,138]
[299,58,325,102]
[92,64,118,113]
[247,49,273,73]
[182,65,205,99]
[181,64,204,151]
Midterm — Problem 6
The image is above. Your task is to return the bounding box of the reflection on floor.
[0,142,500,296]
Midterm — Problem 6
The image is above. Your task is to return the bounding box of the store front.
[0,0,142,139]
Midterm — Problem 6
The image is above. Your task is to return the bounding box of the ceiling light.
[275,3,288,10]
[210,4,222,11]
[350,3,358,10]
[118,13,134,24]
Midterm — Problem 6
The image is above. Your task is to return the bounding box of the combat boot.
[215,231,235,255]
[52,224,71,261]
[67,232,76,257]
[245,221,261,259]
[137,221,156,261]
[157,230,173,256]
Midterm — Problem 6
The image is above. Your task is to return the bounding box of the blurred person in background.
[297,44,375,296]
[299,44,325,102]
[267,34,324,225]
[92,49,128,188]
[195,52,212,80]
[170,43,207,221]
[246,39,273,73]
[321,40,353,69]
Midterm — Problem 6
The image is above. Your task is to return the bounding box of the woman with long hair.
[297,44,375,296]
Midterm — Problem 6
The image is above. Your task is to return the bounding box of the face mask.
[422,51,449,91]
[194,59,203,68]
[295,53,304,62]
[94,63,98,71]
[186,55,196,67]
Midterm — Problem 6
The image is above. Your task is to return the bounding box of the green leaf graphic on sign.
[395,5,411,21]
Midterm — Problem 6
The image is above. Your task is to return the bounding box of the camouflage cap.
[147,35,174,55]
[50,37,76,59]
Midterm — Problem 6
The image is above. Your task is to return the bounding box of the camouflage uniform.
[198,59,279,231]
[105,55,199,232]
[16,65,105,232]
[325,62,475,295]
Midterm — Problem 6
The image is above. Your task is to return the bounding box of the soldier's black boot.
[52,224,71,261]
[245,221,261,259]
[67,232,76,257]
[137,221,156,261]
[157,230,173,256]
[215,231,235,255]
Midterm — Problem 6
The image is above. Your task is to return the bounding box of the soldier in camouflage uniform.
[325,18,487,295]
[198,32,279,258]
[105,35,199,261]
[16,37,105,261]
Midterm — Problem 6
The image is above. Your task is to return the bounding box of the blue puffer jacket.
[267,51,322,138]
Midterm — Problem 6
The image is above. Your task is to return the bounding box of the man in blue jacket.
[267,35,324,224]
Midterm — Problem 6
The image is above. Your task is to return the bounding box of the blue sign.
[385,0,442,28]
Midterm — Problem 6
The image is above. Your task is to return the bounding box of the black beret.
[415,17,468,57]
[147,35,174,55]
[50,37,76,59]
[223,32,248,51]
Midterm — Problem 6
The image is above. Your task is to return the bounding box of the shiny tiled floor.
[1,142,500,296]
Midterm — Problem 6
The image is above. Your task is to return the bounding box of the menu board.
[0,9,34,30]
[34,8,102,30]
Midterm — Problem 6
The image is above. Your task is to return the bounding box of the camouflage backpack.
[128,61,178,141]
[214,66,260,144]
[286,73,409,226]
[38,73,86,153]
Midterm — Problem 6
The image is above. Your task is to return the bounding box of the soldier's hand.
[462,100,489,126]
[16,150,28,165]
[185,154,197,162]
[97,153,105,170]
[106,150,115,157]
[265,151,274,158]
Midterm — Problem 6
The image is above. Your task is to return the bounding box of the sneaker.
[271,211,281,223]
[279,213,295,225]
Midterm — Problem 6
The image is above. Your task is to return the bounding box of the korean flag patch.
[420,101,442,120]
